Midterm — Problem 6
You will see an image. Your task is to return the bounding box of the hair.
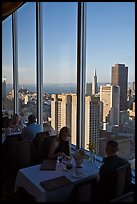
[13,113,19,118]
[105,140,119,155]
[58,126,71,140]
[12,113,19,124]
[28,114,36,124]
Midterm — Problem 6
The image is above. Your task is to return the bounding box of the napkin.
[40,176,72,191]
[40,159,57,170]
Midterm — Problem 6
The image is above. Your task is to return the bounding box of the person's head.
[105,140,119,157]
[12,114,20,125]
[58,126,71,142]
[28,114,36,125]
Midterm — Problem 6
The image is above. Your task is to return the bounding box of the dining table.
[14,158,102,202]
[2,130,22,144]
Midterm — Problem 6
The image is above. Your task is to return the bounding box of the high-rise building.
[111,63,128,111]
[100,84,120,129]
[133,81,135,93]
[2,76,6,99]
[51,93,100,152]
[51,93,77,144]
[92,69,98,95]
[86,82,92,96]
[2,77,6,110]
[85,95,100,154]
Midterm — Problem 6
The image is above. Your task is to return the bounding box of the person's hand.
[60,152,66,157]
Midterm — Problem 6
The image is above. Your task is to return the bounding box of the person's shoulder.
[116,156,130,166]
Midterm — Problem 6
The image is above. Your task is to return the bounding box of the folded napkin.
[40,159,57,170]
[40,176,72,191]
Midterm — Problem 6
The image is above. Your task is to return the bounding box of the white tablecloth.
[14,159,101,202]
[2,131,21,144]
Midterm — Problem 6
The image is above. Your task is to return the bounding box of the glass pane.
[17,3,36,125]
[2,17,14,117]
[43,2,77,145]
[86,2,135,163]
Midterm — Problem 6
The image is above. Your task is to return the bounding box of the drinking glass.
[57,155,64,164]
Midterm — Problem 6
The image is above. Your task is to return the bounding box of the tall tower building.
[111,64,128,111]
[92,69,98,95]
[100,84,120,129]
[86,82,92,96]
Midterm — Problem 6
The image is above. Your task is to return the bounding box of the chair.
[40,135,57,161]
[16,141,34,169]
[110,191,134,202]
[68,177,97,202]
[33,131,50,163]
[113,163,132,198]
[3,136,19,170]
[91,163,132,202]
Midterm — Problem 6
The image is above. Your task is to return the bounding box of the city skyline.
[2,2,135,84]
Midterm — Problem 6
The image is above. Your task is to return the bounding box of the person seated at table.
[91,140,132,202]
[9,113,23,131]
[2,116,10,129]
[21,114,43,141]
[48,126,71,160]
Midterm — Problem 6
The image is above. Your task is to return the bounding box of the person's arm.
[21,127,26,140]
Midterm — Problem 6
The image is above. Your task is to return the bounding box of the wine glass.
[57,155,64,164]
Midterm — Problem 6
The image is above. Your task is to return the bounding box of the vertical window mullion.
[36,2,43,125]
[12,11,19,115]
[77,2,87,149]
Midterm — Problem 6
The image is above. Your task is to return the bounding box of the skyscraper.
[51,93,77,144]
[85,95,100,154]
[111,64,128,111]
[2,76,6,99]
[51,93,100,151]
[86,82,92,96]
[100,84,120,129]
[92,69,98,95]
[2,77,6,110]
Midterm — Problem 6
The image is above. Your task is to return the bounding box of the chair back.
[16,141,33,169]
[68,178,96,202]
[33,131,50,162]
[40,135,57,161]
[114,163,131,198]
[110,191,134,202]
[3,136,19,166]
[91,163,131,202]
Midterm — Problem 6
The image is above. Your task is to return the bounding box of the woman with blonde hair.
[48,126,71,160]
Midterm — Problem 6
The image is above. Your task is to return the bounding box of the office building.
[100,84,120,129]
[86,82,92,96]
[85,95,100,154]
[111,64,128,111]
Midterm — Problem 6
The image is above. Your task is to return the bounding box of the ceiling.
[2,2,25,21]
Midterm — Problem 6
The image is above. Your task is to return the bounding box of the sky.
[2,2,135,84]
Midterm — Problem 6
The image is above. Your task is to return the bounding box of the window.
[43,2,77,144]
[2,16,14,117]
[17,2,36,124]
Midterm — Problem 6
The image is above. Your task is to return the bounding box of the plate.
[72,172,83,178]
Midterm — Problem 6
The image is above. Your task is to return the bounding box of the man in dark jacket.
[92,140,132,202]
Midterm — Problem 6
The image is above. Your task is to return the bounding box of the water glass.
[57,155,64,164]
